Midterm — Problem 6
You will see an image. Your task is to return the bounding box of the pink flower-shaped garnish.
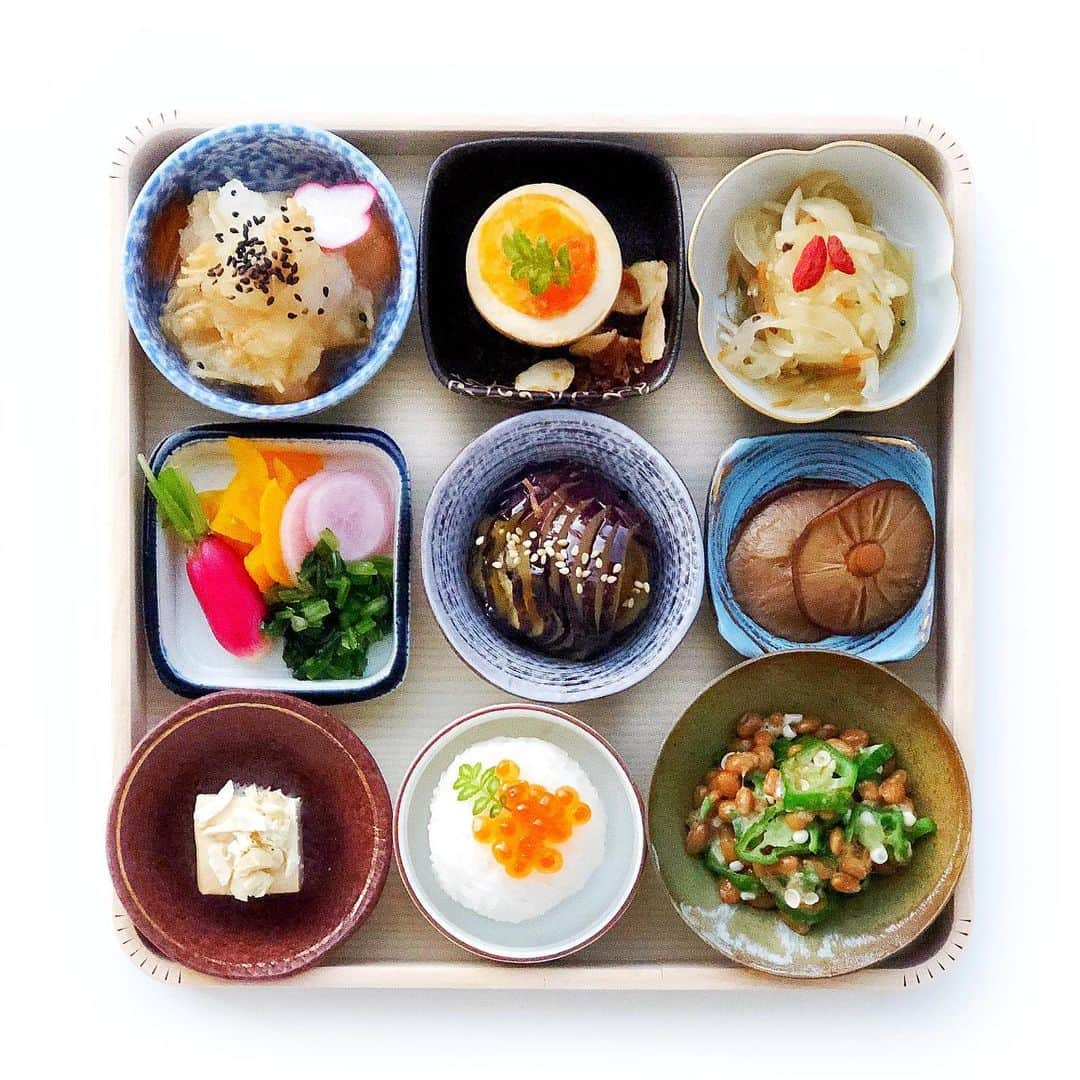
[294,181,376,251]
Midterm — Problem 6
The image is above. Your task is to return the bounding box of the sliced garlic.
[612,260,668,315]
[514,358,575,393]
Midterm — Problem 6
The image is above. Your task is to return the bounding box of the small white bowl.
[394,703,646,963]
[688,141,961,423]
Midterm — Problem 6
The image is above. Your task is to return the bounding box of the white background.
[2,2,1068,1072]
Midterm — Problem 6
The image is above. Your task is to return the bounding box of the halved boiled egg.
[465,184,622,347]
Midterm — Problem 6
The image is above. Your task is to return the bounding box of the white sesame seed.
[870,845,889,865]
[580,552,589,565]
[490,561,502,569]
[571,545,579,556]
[634,580,644,590]
[791,829,809,844]
[577,583,584,594]
[803,891,819,906]
[784,887,802,908]
[475,536,485,546]
[740,891,757,901]
[612,563,622,573]
[528,530,537,538]
[860,811,876,826]
[902,809,917,828]
[812,750,832,768]
[626,598,635,608]
[729,860,744,872]
[558,566,570,575]
[642,582,650,593]
[798,779,810,792]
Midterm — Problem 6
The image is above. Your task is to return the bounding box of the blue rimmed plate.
[143,423,410,703]
[123,123,416,419]
[706,431,935,661]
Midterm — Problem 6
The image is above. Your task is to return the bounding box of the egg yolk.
[477,194,598,319]
[472,759,592,878]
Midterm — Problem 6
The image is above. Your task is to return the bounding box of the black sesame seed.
[317,308,324,316]
[266,296,275,306]
[287,312,297,319]
[322,286,329,298]
[232,211,240,218]
[294,293,303,302]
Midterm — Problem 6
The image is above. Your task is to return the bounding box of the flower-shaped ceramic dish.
[419,137,685,407]
[421,410,704,702]
[707,431,935,661]
[649,651,971,979]
[395,703,646,963]
[143,423,410,702]
[106,690,393,981]
[688,141,960,423]
[123,123,417,419]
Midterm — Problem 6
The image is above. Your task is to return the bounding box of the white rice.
[428,736,606,923]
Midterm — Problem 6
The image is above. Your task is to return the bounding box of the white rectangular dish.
[110,113,973,989]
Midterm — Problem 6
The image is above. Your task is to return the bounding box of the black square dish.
[419,137,685,406]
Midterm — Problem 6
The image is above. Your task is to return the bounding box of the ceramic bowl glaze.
[142,423,410,703]
[123,123,416,419]
[649,651,971,979]
[707,431,935,661]
[395,703,646,963]
[688,141,960,423]
[106,691,393,981]
[420,137,685,407]
[421,410,704,702]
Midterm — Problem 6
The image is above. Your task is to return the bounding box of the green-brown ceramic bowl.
[649,651,971,978]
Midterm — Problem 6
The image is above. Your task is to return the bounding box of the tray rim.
[109,111,974,990]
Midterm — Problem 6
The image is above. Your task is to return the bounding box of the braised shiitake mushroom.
[791,480,934,636]
[727,485,853,642]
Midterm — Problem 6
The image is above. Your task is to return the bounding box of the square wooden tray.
[110,113,973,989]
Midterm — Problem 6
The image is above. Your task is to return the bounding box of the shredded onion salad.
[717,172,913,408]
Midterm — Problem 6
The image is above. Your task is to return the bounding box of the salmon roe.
[472,759,592,878]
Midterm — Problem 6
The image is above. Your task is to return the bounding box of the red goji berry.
[827,234,856,275]
[792,235,827,292]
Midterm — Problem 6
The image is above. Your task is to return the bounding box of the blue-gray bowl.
[706,431,936,661]
[421,410,705,702]
[123,123,416,420]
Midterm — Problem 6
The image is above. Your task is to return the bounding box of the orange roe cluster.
[472,759,592,879]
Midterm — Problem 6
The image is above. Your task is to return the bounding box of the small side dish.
[707,431,937,662]
[688,141,960,423]
[394,702,645,963]
[107,690,393,980]
[467,184,669,393]
[142,425,409,702]
[728,478,933,641]
[420,138,684,405]
[194,781,302,901]
[428,736,605,923]
[649,650,971,978]
[141,435,396,680]
[468,461,654,660]
[720,171,912,411]
[685,712,935,934]
[123,123,416,420]
[155,178,398,404]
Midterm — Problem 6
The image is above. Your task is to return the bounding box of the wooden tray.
[109,113,974,988]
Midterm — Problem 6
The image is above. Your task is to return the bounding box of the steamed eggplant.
[469,462,654,660]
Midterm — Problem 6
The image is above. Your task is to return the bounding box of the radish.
[293,181,376,251]
[138,455,267,658]
[303,472,393,562]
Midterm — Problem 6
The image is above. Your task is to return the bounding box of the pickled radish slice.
[302,472,393,562]
[278,471,337,577]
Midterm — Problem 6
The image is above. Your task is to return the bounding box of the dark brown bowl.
[106,690,392,981]
[419,137,685,407]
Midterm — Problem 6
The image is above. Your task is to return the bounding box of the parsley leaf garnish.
[453,762,504,817]
[501,227,572,296]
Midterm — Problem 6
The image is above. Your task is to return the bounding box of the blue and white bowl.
[421,410,705,703]
[123,123,416,419]
[706,431,936,662]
